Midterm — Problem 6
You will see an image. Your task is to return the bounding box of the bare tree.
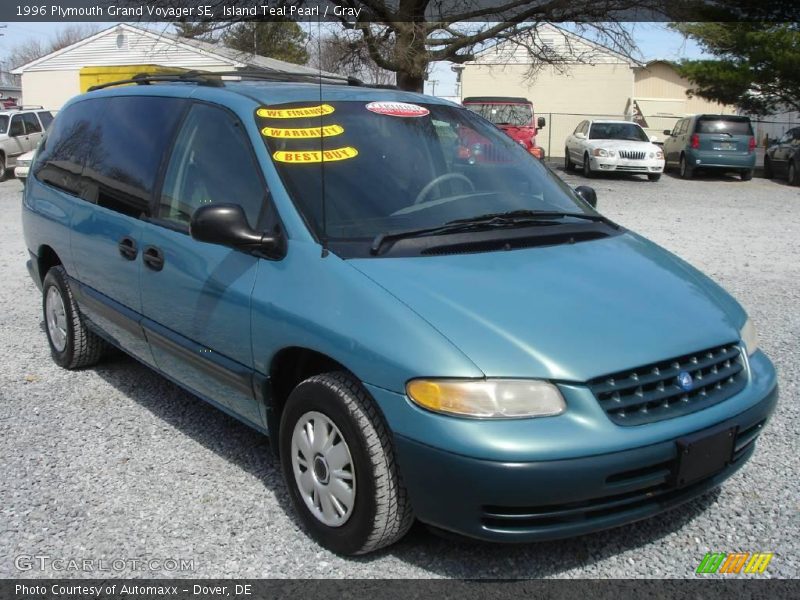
[308,30,396,86]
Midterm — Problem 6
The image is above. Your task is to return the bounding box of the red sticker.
[365,101,430,118]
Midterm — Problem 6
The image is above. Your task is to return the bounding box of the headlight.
[406,379,566,419]
[656,150,664,159]
[592,148,615,157]
[740,318,758,356]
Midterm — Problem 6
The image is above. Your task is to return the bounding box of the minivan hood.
[349,233,745,382]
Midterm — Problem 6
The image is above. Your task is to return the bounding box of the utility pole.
[428,79,438,96]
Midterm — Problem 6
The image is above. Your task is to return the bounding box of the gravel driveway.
[1,170,797,579]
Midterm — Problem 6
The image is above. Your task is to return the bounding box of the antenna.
[317,17,329,258]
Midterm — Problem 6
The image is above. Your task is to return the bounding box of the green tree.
[673,23,800,114]
[222,22,309,65]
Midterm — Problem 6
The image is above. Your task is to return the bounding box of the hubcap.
[45,286,68,352]
[291,411,356,527]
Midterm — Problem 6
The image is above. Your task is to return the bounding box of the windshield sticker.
[256,104,335,119]
[273,146,359,164]
[261,124,344,139]
[365,101,430,118]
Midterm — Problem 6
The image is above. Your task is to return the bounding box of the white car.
[564,119,665,181]
[14,150,34,184]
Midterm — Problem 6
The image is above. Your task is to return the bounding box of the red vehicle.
[462,96,546,159]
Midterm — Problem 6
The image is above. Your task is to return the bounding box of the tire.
[0,153,7,183]
[789,161,799,186]
[42,266,107,369]
[564,149,575,171]
[763,156,773,179]
[582,153,594,178]
[279,372,413,555]
[740,169,753,181]
[648,173,662,182]
[679,154,694,179]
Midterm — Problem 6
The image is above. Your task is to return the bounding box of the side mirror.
[663,129,672,137]
[575,132,586,139]
[190,203,284,256]
[537,116,546,129]
[650,135,659,143]
[574,185,597,209]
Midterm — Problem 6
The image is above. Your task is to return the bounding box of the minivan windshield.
[257,101,590,245]
[695,116,753,136]
[462,102,533,127]
[589,122,648,142]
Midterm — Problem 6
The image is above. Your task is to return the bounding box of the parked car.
[463,96,547,159]
[0,107,53,181]
[764,127,800,186]
[23,74,777,556]
[14,150,35,185]
[662,114,756,180]
[564,120,664,181]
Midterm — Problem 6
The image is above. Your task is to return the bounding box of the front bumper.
[591,156,664,174]
[369,352,777,542]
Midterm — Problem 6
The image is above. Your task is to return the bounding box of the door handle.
[118,236,138,260]
[143,246,165,271]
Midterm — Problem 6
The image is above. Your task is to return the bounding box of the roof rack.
[2,105,45,110]
[86,69,397,92]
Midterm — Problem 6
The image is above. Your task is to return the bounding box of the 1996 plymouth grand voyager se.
[22,72,777,555]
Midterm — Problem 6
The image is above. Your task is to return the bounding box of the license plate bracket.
[674,426,736,488]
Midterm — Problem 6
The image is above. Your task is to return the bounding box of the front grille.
[619,150,646,160]
[615,165,648,172]
[588,343,746,426]
[481,420,762,531]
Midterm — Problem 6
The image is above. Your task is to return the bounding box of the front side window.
[256,100,592,247]
[8,116,24,137]
[0,115,8,134]
[37,111,54,130]
[159,103,267,228]
[589,122,648,142]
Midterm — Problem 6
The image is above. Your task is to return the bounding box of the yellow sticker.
[273,146,359,164]
[261,124,344,139]
[256,104,335,119]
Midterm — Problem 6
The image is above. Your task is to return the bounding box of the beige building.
[11,23,323,111]
[460,26,735,157]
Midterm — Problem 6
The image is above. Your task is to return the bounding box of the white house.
[11,23,324,110]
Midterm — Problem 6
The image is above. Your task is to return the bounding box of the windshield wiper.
[446,209,620,230]
[369,217,563,255]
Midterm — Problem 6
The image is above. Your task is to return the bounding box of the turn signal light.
[748,136,756,152]
[690,134,700,149]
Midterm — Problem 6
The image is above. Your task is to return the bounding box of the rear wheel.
[648,173,662,182]
[564,149,575,171]
[0,153,6,183]
[789,161,799,186]
[679,155,694,179]
[280,372,413,555]
[582,153,594,178]
[42,266,107,369]
[741,169,753,181]
[763,156,773,179]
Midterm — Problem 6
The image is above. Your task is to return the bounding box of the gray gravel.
[1,170,798,579]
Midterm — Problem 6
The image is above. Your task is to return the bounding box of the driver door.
[139,102,274,427]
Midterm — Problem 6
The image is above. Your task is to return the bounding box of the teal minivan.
[22,73,777,555]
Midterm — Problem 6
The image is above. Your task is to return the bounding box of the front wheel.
[0,154,7,183]
[648,173,662,182]
[279,372,413,555]
[789,161,799,186]
[582,153,594,178]
[42,266,107,369]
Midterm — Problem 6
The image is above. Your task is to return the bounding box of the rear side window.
[158,103,267,228]
[34,100,100,196]
[37,111,54,130]
[695,117,753,136]
[80,96,186,217]
[21,112,42,134]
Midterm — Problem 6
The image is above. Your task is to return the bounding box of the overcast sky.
[0,21,708,96]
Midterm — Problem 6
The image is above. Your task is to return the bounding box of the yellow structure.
[79,65,188,93]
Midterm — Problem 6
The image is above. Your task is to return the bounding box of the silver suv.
[0,107,53,181]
